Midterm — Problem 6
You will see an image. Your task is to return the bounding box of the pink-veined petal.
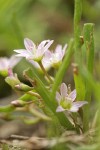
[43,40,54,52]
[72,101,88,107]
[42,51,52,66]
[69,89,76,102]
[36,48,44,58]
[60,83,68,97]
[56,106,65,112]
[56,92,61,103]
[14,50,30,58]
[24,38,35,52]
[55,45,62,53]
[70,101,88,112]
[44,50,52,59]
[38,40,50,49]
[69,106,79,112]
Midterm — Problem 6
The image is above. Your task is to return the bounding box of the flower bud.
[11,100,26,107]
[15,83,33,92]
[5,73,20,89]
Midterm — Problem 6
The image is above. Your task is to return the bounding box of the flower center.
[60,98,72,109]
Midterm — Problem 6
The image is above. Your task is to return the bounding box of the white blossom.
[56,83,88,112]
[43,44,67,68]
[14,38,53,62]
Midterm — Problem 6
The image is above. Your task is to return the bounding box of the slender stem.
[69,113,83,134]
[74,0,85,100]
[74,0,83,65]
[38,61,53,83]
[74,0,86,103]
[29,105,51,121]
[83,23,94,132]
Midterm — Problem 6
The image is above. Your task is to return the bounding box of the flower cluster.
[14,38,67,70]
[56,83,88,112]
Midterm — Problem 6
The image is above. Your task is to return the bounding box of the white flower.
[56,83,88,112]
[43,44,67,68]
[28,48,53,71]
[14,38,53,62]
[0,55,21,76]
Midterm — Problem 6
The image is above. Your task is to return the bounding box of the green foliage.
[0,0,100,149]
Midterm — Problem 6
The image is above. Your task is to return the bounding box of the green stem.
[74,0,85,100]
[83,23,94,132]
[29,105,51,121]
[38,61,53,83]
[0,105,15,112]
[74,0,83,65]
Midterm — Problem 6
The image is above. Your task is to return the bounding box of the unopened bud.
[5,73,20,88]
[15,83,33,92]
[11,100,25,107]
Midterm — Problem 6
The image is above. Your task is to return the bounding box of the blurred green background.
[0,0,100,97]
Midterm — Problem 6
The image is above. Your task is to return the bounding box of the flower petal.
[9,55,21,68]
[43,40,54,52]
[69,106,79,112]
[69,89,76,101]
[0,57,8,70]
[70,101,88,112]
[56,106,65,112]
[38,40,50,49]
[14,49,30,58]
[55,45,62,53]
[60,83,68,97]
[24,38,35,52]
[44,50,52,59]
[56,92,61,103]
[28,60,40,69]
[42,58,51,70]
[14,49,26,54]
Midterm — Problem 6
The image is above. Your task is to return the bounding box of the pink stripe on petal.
[24,38,35,52]
[69,89,76,101]
[72,101,88,108]
[60,83,68,97]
